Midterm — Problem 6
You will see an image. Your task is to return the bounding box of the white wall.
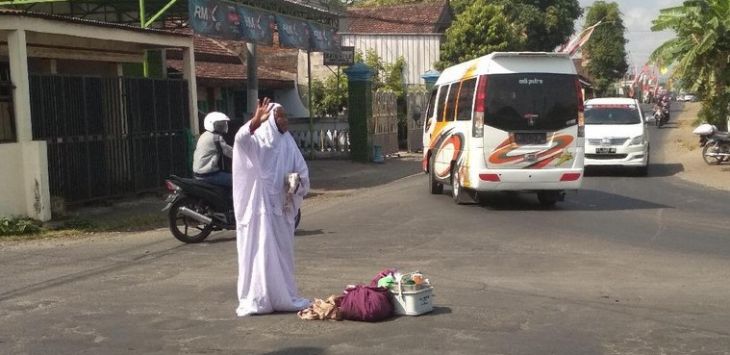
[0,141,50,220]
[275,85,309,119]
[0,143,26,217]
[340,34,442,86]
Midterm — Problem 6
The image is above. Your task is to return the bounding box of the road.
[2,104,729,354]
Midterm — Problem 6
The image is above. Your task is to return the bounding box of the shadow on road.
[475,189,671,211]
[295,229,325,237]
[585,163,684,178]
[262,347,325,355]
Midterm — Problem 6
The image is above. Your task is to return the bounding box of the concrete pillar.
[8,29,31,142]
[246,43,258,115]
[182,46,199,135]
[344,63,373,163]
[8,29,51,221]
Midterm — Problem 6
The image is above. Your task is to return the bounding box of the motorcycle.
[162,175,301,243]
[693,124,730,165]
[653,103,670,127]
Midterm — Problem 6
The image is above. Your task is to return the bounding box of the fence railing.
[371,90,398,156]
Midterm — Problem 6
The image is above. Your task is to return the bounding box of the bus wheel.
[537,191,561,207]
[429,155,443,195]
[451,166,471,204]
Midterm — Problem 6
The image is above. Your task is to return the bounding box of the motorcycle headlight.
[630,135,644,146]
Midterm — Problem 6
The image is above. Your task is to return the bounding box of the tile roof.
[344,0,450,34]
[165,26,298,83]
[0,10,188,37]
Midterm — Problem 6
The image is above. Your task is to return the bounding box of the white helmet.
[203,111,230,133]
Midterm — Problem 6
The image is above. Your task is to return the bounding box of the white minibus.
[423,52,585,206]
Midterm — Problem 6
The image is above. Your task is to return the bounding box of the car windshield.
[585,104,641,125]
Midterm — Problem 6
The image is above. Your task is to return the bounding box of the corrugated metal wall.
[341,34,442,86]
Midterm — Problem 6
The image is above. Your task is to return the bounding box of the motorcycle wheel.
[168,197,214,243]
[702,143,725,165]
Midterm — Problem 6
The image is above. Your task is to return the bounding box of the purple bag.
[340,285,394,322]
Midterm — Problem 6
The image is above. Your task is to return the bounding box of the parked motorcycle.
[693,124,730,165]
[162,175,301,243]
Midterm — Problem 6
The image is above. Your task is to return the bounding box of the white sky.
[577,0,683,70]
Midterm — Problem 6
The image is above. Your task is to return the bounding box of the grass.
[0,212,168,242]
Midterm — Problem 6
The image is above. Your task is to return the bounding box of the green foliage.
[0,217,42,236]
[446,0,582,57]
[650,0,730,128]
[438,1,525,70]
[354,49,406,97]
[311,73,348,118]
[582,1,629,96]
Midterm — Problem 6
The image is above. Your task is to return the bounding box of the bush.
[0,217,43,236]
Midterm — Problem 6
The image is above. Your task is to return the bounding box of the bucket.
[388,274,433,316]
[372,145,384,163]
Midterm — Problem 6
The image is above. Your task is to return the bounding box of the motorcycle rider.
[192,112,233,187]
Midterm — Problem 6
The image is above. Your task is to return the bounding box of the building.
[0,11,197,221]
[334,0,453,87]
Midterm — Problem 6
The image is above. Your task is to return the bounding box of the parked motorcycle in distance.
[162,175,302,243]
[693,124,730,165]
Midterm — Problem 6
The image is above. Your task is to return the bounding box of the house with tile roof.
[166,28,309,129]
[335,0,453,86]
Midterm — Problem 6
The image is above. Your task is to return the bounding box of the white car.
[584,98,649,175]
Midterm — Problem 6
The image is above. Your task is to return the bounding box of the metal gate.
[30,75,190,204]
[406,90,429,152]
[370,90,398,156]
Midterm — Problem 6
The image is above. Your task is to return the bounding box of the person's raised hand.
[255,97,272,123]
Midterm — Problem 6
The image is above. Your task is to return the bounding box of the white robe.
[232,106,310,316]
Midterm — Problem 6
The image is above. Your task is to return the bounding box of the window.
[435,85,450,122]
[584,105,641,125]
[424,88,438,131]
[485,73,579,131]
[456,78,477,121]
[444,83,457,121]
[425,88,437,120]
[0,62,16,143]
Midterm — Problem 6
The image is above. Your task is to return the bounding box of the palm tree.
[650,0,730,128]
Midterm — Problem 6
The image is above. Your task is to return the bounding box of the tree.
[311,73,348,118]
[650,0,730,128]
[449,0,581,52]
[581,1,629,96]
[438,1,525,69]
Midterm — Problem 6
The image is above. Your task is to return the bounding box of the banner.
[237,5,275,45]
[308,22,340,52]
[188,0,243,40]
[276,14,311,50]
[560,20,602,56]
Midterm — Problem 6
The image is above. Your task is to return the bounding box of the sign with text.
[237,5,275,45]
[189,0,243,40]
[324,46,355,66]
[276,14,311,50]
[308,22,340,52]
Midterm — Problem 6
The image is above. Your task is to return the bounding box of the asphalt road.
[2,104,729,354]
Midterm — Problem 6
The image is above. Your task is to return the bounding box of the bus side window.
[424,88,438,131]
[456,78,477,121]
[436,85,450,122]
[444,83,457,121]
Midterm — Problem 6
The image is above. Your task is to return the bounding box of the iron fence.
[30,75,190,204]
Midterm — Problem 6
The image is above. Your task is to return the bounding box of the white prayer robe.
[233,105,310,316]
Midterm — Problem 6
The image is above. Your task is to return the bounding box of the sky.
[576,0,683,71]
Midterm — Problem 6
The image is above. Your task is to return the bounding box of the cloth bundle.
[297,295,344,321]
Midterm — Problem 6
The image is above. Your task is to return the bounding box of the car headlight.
[630,135,644,146]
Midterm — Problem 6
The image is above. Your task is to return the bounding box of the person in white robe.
[233,98,311,316]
